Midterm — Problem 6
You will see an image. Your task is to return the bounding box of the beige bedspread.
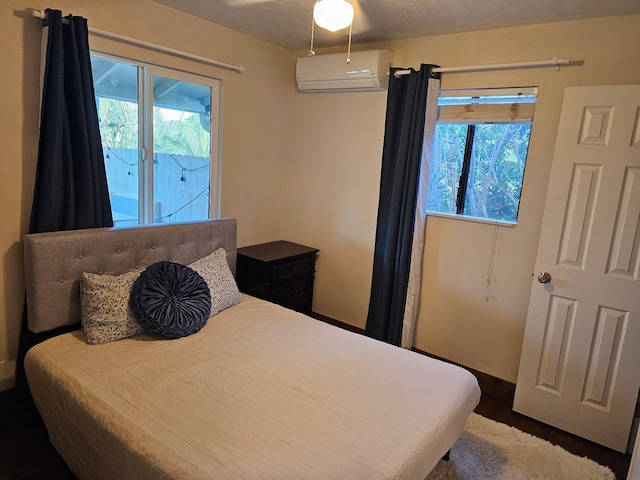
[25,296,480,480]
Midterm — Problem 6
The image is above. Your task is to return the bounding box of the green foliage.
[153,108,210,158]
[98,98,138,150]
[97,98,211,158]
[427,124,466,215]
[427,122,531,223]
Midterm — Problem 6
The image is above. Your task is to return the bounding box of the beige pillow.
[80,270,145,344]
[189,248,241,317]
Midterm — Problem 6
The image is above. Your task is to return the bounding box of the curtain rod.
[31,9,245,74]
[393,58,572,77]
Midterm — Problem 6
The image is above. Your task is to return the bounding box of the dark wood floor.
[0,386,630,479]
[0,390,75,479]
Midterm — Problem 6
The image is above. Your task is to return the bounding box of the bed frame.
[23,219,237,334]
[23,218,480,479]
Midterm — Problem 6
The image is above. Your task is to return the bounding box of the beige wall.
[289,15,640,382]
[0,0,295,389]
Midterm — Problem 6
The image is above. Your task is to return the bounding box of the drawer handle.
[283,288,299,296]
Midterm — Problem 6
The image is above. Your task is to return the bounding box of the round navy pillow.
[130,261,212,339]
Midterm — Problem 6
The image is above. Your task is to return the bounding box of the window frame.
[91,51,222,225]
[427,87,538,227]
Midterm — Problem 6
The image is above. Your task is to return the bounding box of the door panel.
[514,85,640,453]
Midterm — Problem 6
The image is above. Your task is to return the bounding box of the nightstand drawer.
[270,277,312,312]
[270,277,310,302]
[272,257,315,281]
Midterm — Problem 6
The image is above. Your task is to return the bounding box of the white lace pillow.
[189,248,241,317]
[80,270,145,344]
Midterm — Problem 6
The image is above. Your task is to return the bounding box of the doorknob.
[537,272,552,284]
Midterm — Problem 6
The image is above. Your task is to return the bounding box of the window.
[91,54,220,226]
[426,88,537,224]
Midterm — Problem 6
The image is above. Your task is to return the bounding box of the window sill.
[426,211,517,228]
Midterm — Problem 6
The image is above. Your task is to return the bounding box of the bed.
[23,219,480,480]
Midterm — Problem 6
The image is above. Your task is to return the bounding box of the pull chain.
[484,224,499,302]
[346,23,352,63]
[309,14,316,56]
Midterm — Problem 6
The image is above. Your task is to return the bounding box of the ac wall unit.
[296,49,393,93]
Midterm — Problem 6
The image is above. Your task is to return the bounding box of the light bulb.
[313,0,354,32]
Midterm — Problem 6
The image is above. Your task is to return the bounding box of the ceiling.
[152,0,640,51]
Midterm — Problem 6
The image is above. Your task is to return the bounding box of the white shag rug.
[426,413,615,480]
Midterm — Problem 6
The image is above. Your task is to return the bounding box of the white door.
[514,85,640,453]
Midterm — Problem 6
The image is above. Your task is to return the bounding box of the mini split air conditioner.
[296,49,393,93]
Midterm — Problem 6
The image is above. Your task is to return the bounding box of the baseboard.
[411,347,516,403]
[309,311,365,334]
[310,311,516,404]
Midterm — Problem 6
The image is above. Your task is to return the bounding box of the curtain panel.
[365,64,440,347]
[401,76,440,348]
[29,8,112,234]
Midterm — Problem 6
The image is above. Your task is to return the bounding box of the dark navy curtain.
[30,9,112,233]
[365,64,440,346]
[16,9,112,394]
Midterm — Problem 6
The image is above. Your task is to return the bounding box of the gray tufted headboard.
[23,219,237,333]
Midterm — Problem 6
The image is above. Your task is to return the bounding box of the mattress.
[25,295,480,480]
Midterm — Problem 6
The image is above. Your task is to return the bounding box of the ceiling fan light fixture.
[313,0,354,32]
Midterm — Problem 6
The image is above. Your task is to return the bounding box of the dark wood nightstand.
[236,241,319,313]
